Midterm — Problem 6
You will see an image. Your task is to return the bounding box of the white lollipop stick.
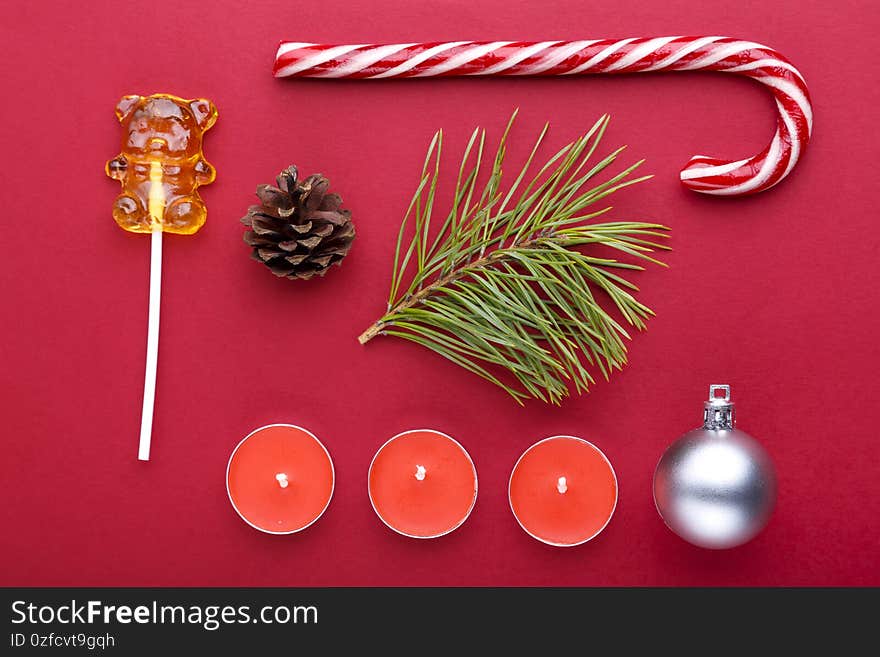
[138,162,164,461]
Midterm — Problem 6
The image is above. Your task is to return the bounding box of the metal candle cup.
[509,436,618,547]
[226,424,335,535]
[368,429,478,539]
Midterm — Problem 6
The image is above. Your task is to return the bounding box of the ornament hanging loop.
[703,384,735,430]
[709,384,730,401]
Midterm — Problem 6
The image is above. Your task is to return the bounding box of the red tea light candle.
[368,429,477,539]
[509,436,618,547]
[226,424,334,535]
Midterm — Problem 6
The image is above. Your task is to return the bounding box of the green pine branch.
[358,111,670,404]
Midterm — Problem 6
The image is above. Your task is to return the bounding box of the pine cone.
[241,166,355,279]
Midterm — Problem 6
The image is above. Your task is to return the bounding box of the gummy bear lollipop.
[106,93,217,460]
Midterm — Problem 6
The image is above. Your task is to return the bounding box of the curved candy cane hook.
[274,37,812,196]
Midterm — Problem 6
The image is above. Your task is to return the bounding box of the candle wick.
[275,473,289,489]
[557,476,567,494]
[415,465,426,481]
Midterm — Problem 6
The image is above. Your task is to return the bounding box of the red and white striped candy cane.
[274,37,812,196]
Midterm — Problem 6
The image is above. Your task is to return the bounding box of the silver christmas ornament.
[653,385,776,549]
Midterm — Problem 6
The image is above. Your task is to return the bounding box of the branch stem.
[358,236,543,344]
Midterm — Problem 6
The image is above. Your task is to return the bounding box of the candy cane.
[274,37,812,196]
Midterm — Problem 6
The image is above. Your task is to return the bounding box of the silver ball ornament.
[653,385,776,549]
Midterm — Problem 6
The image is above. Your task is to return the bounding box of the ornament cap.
[703,384,735,430]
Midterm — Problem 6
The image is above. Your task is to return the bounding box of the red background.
[2,0,878,586]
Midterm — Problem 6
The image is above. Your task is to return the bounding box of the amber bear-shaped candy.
[106,93,217,235]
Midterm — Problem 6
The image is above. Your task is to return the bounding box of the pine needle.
[359,112,670,404]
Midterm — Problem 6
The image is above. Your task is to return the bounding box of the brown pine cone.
[241,166,355,280]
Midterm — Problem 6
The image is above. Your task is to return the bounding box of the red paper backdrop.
[1,0,878,586]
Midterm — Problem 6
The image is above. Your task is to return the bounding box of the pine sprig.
[358,112,670,404]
